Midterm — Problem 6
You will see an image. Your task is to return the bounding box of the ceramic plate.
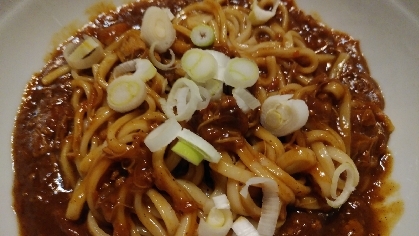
[1,0,418,235]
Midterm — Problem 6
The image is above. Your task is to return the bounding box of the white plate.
[1,0,418,235]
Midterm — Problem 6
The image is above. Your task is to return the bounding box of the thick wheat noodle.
[79,143,107,175]
[224,7,252,43]
[146,189,180,235]
[252,47,319,74]
[253,126,286,157]
[106,111,141,154]
[209,158,257,183]
[236,144,296,203]
[134,191,168,236]
[339,86,352,156]
[59,136,78,187]
[41,65,71,85]
[263,55,280,87]
[84,157,112,221]
[227,178,249,216]
[66,179,86,220]
[87,211,109,236]
[176,179,212,210]
[79,107,115,157]
[94,52,119,89]
[306,130,346,152]
[152,148,198,212]
[311,142,336,178]
[174,212,198,236]
[245,142,312,196]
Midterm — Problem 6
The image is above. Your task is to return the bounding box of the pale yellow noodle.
[85,158,112,221]
[306,130,346,152]
[236,144,296,203]
[41,65,71,85]
[106,110,141,154]
[78,143,107,175]
[146,189,180,235]
[176,179,212,210]
[329,52,350,79]
[94,52,119,89]
[253,126,286,157]
[79,107,114,157]
[59,136,78,188]
[66,179,87,220]
[134,191,168,236]
[311,142,336,178]
[152,148,198,212]
[226,177,250,216]
[87,211,111,236]
[276,147,317,175]
[209,157,256,184]
[174,212,198,236]
[339,86,352,156]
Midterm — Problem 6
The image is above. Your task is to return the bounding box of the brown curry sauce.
[12,0,402,235]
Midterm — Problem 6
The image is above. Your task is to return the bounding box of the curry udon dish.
[12,0,398,235]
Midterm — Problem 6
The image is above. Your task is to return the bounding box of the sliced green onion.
[200,79,223,100]
[144,118,182,152]
[232,87,261,113]
[160,77,202,121]
[239,177,280,236]
[171,139,205,166]
[260,94,309,137]
[212,194,230,210]
[149,41,176,70]
[197,208,233,236]
[177,128,221,163]
[232,217,259,236]
[162,7,175,21]
[249,0,282,26]
[197,86,211,110]
[224,57,259,88]
[326,162,358,208]
[140,6,176,53]
[113,59,157,82]
[205,50,231,82]
[181,48,217,83]
[106,75,147,113]
[63,35,104,69]
[190,24,215,47]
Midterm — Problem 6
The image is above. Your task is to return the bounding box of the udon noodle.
[13,0,396,235]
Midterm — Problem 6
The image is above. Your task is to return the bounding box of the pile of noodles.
[40,0,393,235]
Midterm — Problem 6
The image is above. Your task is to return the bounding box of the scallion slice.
[160,77,202,121]
[249,0,282,26]
[177,129,221,163]
[112,59,157,82]
[63,35,104,70]
[106,75,147,113]
[212,194,230,210]
[240,177,280,236]
[171,139,205,166]
[181,48,217,83]
[260,94,309,137]
[232,217,259,236]
[197,208,233,236]
[140,6,176,53]
[190,24,215,47]
[232,87,261,113]
[144,118,182,152]
[224,57,259,88]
